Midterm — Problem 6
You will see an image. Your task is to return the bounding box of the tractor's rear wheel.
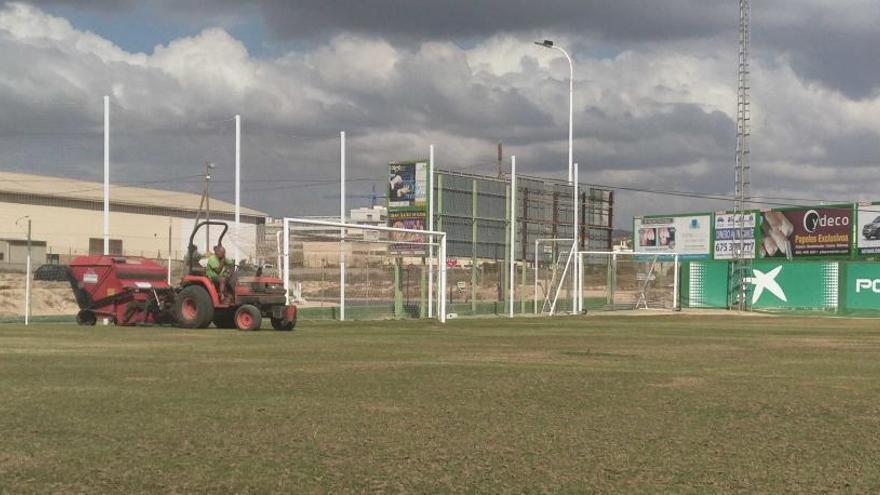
[175,285,214,328]
[271,316,295,331]
[234,304,262,331]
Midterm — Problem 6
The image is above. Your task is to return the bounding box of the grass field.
[2,314,880,493]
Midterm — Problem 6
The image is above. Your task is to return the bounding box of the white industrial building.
[0,170,267,263]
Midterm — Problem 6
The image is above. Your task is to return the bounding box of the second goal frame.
[281,217,448,323]
[578,251,680,312]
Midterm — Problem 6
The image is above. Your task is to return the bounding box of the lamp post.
[534,39,574,184]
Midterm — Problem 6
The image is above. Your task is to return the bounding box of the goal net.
[578,251,680,312]
[533,238,577,315]
[281,218,447,322]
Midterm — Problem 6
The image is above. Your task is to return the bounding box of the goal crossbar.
[282,217,448,323]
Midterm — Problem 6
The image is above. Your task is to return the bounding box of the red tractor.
[35,220,296,331]
[175,220,296,331]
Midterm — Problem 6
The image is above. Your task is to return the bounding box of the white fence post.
[283,220,290,306]
[508,156,516,318]
[339,131,346,321]
[428,144,434,319]
[440,234,447,323]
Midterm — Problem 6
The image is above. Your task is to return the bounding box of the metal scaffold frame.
[732,0,752,311]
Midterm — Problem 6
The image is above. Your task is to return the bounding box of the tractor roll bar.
[186,220,229,275]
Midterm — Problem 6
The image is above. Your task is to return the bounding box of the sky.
[2,1,880,228]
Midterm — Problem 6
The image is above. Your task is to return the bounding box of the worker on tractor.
[206,245,235,303]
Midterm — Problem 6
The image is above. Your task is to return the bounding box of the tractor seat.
[188,257,208,276]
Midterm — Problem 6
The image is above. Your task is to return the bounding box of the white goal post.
[281,217,448,323]
[577,251,680,312]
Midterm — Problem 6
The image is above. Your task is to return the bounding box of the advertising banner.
[713,212,757,260]
[841,263,880,311]
[855,204,880,255]
[388,210,427,255]
[759,208,852,259]
[747,260,838,310]
[388,161,429,210]
[683,261,729,308]
[634,214,711,258]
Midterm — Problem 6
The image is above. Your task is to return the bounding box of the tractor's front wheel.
[175,285,214,328]
[234,305,262,331]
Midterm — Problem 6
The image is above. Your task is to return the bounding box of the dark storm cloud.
[22,0,134,11]
[757,23,880,100]
[6,1,880,227]
[20,0,735,42]
[25,0,880,98]
[252,0,731,43]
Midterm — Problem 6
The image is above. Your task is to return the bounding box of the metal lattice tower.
[732,0,752,310]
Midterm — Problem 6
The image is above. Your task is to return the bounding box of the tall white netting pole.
[340,131,346,321]
[283,220,290,305]
[428,144,434,318]
[234,114,241,262]
[103,95,110,256]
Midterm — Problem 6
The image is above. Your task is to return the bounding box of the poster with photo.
[633,214,711,258]
[856,203,880,255]
[388,210,427,255]
[760,207,852,259]
[388,161,428,209]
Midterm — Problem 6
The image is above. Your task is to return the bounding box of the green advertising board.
[840,263,880,313]
[681,259,880,315]
[682,261,729,308]
[746,260,838,312]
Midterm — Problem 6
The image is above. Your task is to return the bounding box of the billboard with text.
[713,212,758,260]
[634,214,711,258]
[760,207,852,259]
[388,161,429,210]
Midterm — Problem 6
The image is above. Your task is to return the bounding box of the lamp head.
[534,40,554,48]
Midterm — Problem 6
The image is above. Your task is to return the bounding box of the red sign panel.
[760,208,851,258]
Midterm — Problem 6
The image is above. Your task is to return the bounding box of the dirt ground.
[0,273,78,316]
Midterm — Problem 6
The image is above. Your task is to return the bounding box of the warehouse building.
[0,238,48,267]
[0,170,267,263]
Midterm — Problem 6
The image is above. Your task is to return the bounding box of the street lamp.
[534,39,574,184]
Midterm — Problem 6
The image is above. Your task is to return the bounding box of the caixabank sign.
[746,261,838,311]
[682,260,880,315]
[683,260,839,311]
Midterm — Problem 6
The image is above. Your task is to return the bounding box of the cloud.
[1,2,880,230]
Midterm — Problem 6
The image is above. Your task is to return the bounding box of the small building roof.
[0,170,266,218]
[0,238,48,246]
